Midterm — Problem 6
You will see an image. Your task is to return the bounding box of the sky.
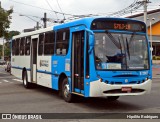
[0,0,160,44]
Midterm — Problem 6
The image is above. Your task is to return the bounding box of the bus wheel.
[62,78,73,102]
[106,96,119,101]
[23,71,30,88]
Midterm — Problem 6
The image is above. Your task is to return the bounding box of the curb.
[153,77,160,79]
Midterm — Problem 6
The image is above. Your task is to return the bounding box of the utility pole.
[143,0,148,24]
[143,0,151,23]
[36,22,39,30]
[43,13,47,28]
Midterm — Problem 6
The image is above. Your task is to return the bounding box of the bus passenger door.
[31,35,38,83]
[72,31,84,93]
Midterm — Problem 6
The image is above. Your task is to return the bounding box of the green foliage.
[4,30,20,41]
[0,4,19,58]
[4,42,10,56]
[0,42,11,58]
[0,45,2,56]
[0,4,13,38]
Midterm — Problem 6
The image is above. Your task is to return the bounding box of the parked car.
[0,59,6,65]
[5,61,11,72]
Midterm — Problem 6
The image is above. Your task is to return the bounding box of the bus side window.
[15,38,20,55]
[20,37,25,55]
[38,33,44,55]
[12,40,15,56]
[44,31,55,55]
[62,49,66,55]
[25,36,31,55]
[56,29,69,55]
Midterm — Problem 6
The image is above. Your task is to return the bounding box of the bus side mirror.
[88,34,95,54]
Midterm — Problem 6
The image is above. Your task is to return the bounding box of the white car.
[0,59,6,65]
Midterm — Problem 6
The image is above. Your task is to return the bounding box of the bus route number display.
[91,19,146,32]
[114,23,131,30]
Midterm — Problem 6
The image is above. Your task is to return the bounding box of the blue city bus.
[11,17,152,102]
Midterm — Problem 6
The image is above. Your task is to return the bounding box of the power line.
[13,11,44,27]
[9,0,99,19]
[9,0,157,23]
[56,0,65,20]
[45,0,58,19]
[9,0,75,16]
[20,15,38,23]
[107,0,141,17]
[13,11,42,19]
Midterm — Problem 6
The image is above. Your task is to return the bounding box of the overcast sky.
[0,0,160,35]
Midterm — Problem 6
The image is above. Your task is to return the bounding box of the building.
[127,9,160,56]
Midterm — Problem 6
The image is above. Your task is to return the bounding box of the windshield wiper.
[105,31,121,49]
[129,32,136,45]
[127,32,136,60]
[118,37,122,54]
[126,38,130,60]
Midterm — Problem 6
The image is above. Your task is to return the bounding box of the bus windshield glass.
[94,32,149,70]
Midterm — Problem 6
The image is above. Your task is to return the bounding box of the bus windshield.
[94,32,149,70]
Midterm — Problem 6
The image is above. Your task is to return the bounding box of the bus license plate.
[121,87,132,92]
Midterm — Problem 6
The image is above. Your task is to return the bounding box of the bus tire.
[62,78,73,102]
[106,96,119,101]
[23,71,30,88]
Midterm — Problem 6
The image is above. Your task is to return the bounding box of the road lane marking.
[3,80,9,82]
[0,72,9,75]
[12,79,22,82]
[0,77,15,79]
[3,79,13,83]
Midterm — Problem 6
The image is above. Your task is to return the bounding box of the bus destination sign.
[91,19,146,32]
[114,23,131,30]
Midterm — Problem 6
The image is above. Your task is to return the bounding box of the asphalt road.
[0,66,160,121]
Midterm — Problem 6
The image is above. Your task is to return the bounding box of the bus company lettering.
[40,60,49,67]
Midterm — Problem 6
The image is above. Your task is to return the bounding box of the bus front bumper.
[89,79,152,97]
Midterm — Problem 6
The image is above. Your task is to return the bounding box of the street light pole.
[148,18,155,60]
[2,37,5,60]
[149,21,153,59]
[19,14,40,30]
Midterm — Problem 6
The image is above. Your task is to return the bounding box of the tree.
[0,2,13,38]
[3,31,20,58]
[0,45,2,56]
[4,42,10,56]
[5,30,20,41]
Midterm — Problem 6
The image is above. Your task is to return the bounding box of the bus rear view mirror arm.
[88,34,95,54]
[85,28,95,54]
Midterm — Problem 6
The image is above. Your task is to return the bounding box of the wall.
[148,21,160,36]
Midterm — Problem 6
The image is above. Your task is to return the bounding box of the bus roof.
[12,26,53,39]
[12,17,145,39]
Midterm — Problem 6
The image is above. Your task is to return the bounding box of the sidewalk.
[152,64,160,78]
